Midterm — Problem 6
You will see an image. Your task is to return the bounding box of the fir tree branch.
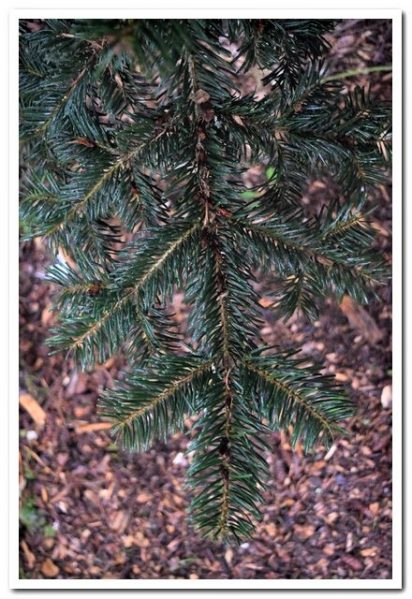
[235,218,381,288]
[116,359,213,428]
[186,50,239,536]
[241,355,354,450]
[321,212,366,240]
[44,125,172,237]
[54,222,200,361]
[36,64,90,136]
[100,356,214,451]
[243,361,334,435]
[19,19,390,542]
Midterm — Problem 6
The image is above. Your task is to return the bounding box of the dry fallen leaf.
[19,393,47,428]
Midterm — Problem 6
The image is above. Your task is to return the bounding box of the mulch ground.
[18,19,393,580]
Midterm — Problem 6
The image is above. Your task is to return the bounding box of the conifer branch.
[186,50,239,536]
[117,360,213,428]
[100,356,214,451]
[20,18,390,542]
[36,65,90,136]
[44,126,172,237]
[321,212,366,240]
[53,222,200,362]
[243,361,335,436]
[236,219,381,289]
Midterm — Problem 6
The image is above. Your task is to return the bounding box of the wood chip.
[258,296,274,308]
[294,524,316,539]
[360,547,379,557]
[21,540,35,569]
[41,305,54,326]
[114,73,123,89]
[41,558,60,578]
[19,393,47,428]
[381,385,392,409]
[137,492,152,503]
[75,422,112,434]
[121,535,135,548]
[371,221,390,237]
[340,295,384,344]
[57,247,76,269]
[323,543,335,556]
[324,443,337,461]
[40,486,48,503]
[264,522,278,536]
[341,555,363,571]
[345,532,354,552]
[224,547,234,565]
[324,512,339,525]
[110,511,130,534]
[335,371,349,382]
[369,502,380,515]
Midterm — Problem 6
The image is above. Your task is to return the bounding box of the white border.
[7,7,402,591]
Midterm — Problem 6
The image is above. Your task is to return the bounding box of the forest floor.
[18,20,393,580]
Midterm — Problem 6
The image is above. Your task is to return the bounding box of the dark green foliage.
[19,18,391,543]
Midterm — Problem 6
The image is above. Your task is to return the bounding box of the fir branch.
[234,217,382,295]
[242,354,354,450]
[49,222,200,367]
[43,125,172,238]
[36,63,91,136]
[100,356,214,451]
[20,18,390,542]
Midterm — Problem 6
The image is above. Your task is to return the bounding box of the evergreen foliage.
[20,19,391,542]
